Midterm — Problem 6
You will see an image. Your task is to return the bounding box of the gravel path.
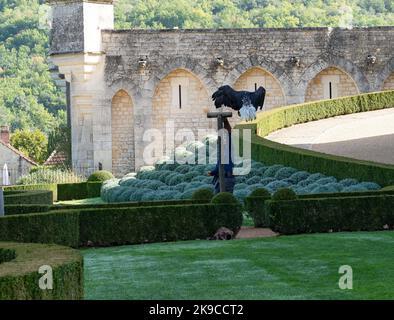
[236,227,278,239]
[265,108,394,165]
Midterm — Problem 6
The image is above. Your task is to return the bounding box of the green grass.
[82,231,394,300]
[56,197,105,205]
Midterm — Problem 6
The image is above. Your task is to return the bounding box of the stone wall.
[0,144,34,185]
[48,0,394,174]
[305,67,359,102]
[111,90,134,177]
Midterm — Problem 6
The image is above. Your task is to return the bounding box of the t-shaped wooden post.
[207,111,233,193]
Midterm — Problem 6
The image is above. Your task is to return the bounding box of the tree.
[10,128,48,163]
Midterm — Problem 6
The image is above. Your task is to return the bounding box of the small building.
[0,126,37,185]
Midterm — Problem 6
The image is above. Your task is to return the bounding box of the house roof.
[44,150,67,166]
[0,139,37,166]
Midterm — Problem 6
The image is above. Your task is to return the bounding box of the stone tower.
[48,0,115,172]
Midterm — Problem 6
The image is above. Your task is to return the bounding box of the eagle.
[212,85,266,121]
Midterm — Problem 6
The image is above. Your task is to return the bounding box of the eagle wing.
[212,85,239,109]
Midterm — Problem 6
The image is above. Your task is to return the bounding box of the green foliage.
[267,195,394,234]
[57,182,88,201]
[236,90,394,187]
[17,168,84,185]
[0,202,242,248]
[0,242,83,300]
[79,203,242,246]
[0,210,80,247]
[114,0,394,29]
[4,190,53,205]
[245,188,272,227]
[87,170,114,182]
[47,124,71,167]
[191,188,214,201]
[4,183,57,201]
[272,188,298,201]
[10,128,47,163]
[211,192,239,205]
[0,248,15,264]
[87,182,103,198]
[249,188,271,198]
[4,204,50,215]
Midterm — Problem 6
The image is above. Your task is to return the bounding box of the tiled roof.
[0,139,37,165]
[44,150,68,166]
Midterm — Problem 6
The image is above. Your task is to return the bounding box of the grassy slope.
[56,197,105,205]
[82,231,394,300]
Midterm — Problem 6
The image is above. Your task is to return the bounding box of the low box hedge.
[0,202,242,248]
[236,90,394,186]
[4,205,50,216]
[244,196,271,227]
[266,195,394,234]
[0,242,83,300]
[57,182,88,201]
[79,202,242,247]
[52,199,206,211]
[4,184,57,202]
[0,211,80,248]
[4,190,53,205]
[86,182,102,198]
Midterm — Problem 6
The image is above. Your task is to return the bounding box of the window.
[171,77,189,110]
[322,75,339,99]
[247,76,265,92]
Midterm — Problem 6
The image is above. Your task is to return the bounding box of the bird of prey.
[211,85,266,121]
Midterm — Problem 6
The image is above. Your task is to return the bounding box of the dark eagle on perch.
[211,85,266,121]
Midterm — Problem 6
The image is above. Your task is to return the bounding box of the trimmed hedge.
[0,242,83,300]
[266,195,394,234]
[4,190,53,205]
[78,203,242,247]
[4,184,57,202]
[87,182,102,198]
[0,201,242,247]
[244,194,271,227]
[57,182,103,201]
[4,205,50,216]
[0,248,16,264]
[236,90,394,186]
[57,182,88,201]
[87,170,114,182]
[0,211,80,248]
[52,199,206,211]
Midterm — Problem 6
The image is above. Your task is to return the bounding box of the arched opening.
[111,90,134,177]
[234,67,286,110]
[383,72,394,91]
[305,67,359,102]
[152,69,213,147]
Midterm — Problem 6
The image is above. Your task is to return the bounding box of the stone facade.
[47,0,394,176]
[305,67,359,102]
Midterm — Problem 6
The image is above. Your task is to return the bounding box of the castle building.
[47,0,394,177]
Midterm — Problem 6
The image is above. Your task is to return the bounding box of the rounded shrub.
[274,167,298,180]
[315,177,337,185]
[87,170,114,182]
[211,192,239,205]
[272,188,298,201]
[339,178,359,187]
[246,176,261,185]
[263,165,284,178]
[266,180,291,192]
[357,182,381,191]
[233,189,250,202]
[191,188,214,201]
[288,171,310,184]
[249,188,271,198]
[260,177,276,186]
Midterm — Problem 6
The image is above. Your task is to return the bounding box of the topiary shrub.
[315,177,337,185]
[88,170,114,182]
[272,188,298,201]
[245,188,272,227]
[211,192,239,205]
[192,188,214,202]
[339,178,359,187]
[262,165,284,178]
[249,188,271,198]
[246,176,261,185]
[288,171,310,184]
[274,167,298,180]
[266,180,291,192]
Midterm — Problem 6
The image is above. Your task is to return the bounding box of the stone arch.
[299,56,369,98]
[152,68,215,149]
[304,66,360,102]
[233,66,286,110]
[223,56,294,101]
[111,89,135,177]
[378,57,394,91]
[146,56,218,99]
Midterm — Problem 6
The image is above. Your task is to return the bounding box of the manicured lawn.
[82,231,394,300]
